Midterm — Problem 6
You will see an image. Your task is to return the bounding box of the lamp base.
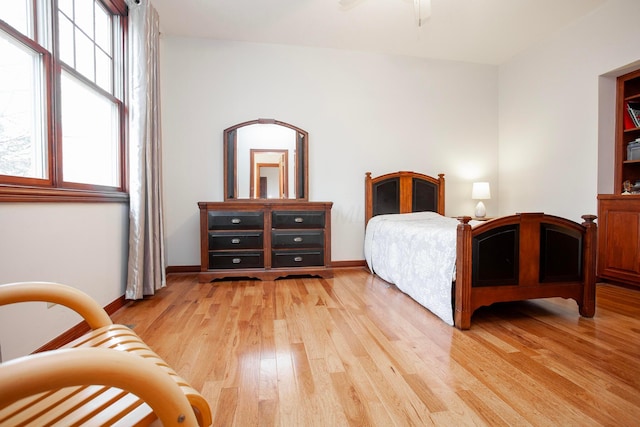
[474,201,486,218]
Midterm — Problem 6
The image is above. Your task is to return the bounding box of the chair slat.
[14,386,107,425]
[79,391,149,426]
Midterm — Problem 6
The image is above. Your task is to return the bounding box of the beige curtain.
[125,0,165,299]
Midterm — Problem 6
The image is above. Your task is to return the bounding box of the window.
[0,0,127,201]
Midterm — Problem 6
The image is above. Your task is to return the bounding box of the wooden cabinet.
[597,69,640,287]
[597,196,640,287]
[198,201,333,281]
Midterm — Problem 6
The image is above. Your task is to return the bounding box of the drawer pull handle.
[293,237,303,243]
[232,258,241,264]
[231,238,241,244]
[294,256,303,262]
[294,217,304,223]
[231,218,241,224]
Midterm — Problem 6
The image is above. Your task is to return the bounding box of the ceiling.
[149,0,608,65]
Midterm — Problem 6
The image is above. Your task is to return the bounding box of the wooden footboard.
[454,213,597,330]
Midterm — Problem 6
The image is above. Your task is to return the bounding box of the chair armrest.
[0,347,199,426]
[0,282,112,329]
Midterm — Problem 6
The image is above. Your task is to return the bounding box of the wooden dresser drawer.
[272,211,325,229]
[208,211,263,230]
[208,231,263,250]
[209,252,264,269]
[271,250,324,268]
[272,230,324,249]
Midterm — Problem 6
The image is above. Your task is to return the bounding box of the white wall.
[498,0,640,221]
[160,38,499,265]
[0,203,128,360]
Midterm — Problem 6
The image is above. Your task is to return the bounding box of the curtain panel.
[125,0,165,299]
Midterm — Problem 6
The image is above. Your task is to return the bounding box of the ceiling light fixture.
[339,0,432,27]
[414,0,431,27]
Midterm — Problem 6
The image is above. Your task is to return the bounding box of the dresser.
[198,201,333,281]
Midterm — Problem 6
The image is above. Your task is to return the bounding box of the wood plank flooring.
[110,268,640,426]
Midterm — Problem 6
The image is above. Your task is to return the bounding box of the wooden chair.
[0,282,212,426]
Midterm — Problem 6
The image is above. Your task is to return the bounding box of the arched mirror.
[224,119,308,201]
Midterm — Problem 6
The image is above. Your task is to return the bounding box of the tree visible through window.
[0,0,127,200]
[0,33,47,180]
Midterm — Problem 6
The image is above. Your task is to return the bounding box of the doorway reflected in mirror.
[250,149,288,198]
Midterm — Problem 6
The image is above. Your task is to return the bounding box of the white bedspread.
[364,212,466,325]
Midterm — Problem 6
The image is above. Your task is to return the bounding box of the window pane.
[61,72,119,186]
[74,0,94,37]
[58,0,74,19]
[94,4,111,54]
[75,28,94,81]
[58,13,75,67]
[0,0,33,38]
[57,0,115,92]
[0,33,47,179]
[96,48,112,92]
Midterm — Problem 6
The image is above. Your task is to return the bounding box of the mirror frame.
[223,119,308,201]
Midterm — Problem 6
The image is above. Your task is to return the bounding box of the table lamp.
[472,182,491,218]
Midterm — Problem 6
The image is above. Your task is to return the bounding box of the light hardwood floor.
[111,268,640,426]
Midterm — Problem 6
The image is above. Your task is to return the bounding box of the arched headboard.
[364,171,445,225]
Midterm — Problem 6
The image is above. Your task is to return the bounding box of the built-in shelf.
[597,68,640,288]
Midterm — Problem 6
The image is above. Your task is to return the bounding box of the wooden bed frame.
[365,171,597,330]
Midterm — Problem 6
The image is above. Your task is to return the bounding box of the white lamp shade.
[472,182,491,200]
